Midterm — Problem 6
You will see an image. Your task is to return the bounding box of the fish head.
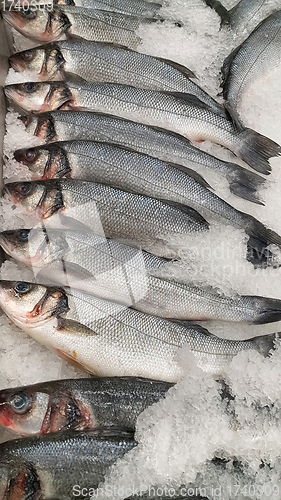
[3,6,71,42]
[0,386,50,435]
[0,228,69,267]
[0,460,41,500]
[0,280,69,327]
[10,44,66,81]
[4,82,72,113]
[21,113,58,143]
[14,144,71,180]
[4,180,64,219]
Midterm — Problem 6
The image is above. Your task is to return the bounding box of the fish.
[4,0,163,17]
[5,81,280,174]
[9,41,226,117]
[0,280,279,380]
[0,377,172,435]
[11,141,281,265]
[222,11,281,118]
[20,110,266,205]
[3,178,209,259]
[2,228,281,323]
[203,0,280,37]
[3,6,159,48]
[0,427,137,500]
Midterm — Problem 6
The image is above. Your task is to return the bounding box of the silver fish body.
[13,141,281,264]
[222,11,281,112]
[9,41,226,117]
[2,228,281,323]
[0,280,278,380]
[3,6,157,48]
[5,81,280,174]
[3,179,209,259]
[0,377,172,435]
[0,428,137,499]
[22,110,266,204]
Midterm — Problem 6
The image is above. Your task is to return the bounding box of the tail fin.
[250,297,281,325]
[202,0,230,24]
[249,332,280,356]
[226,163,265,205]
[246,217,281,267]
[238,128,281,175]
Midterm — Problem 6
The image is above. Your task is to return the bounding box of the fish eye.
[22,82,38,94]
[14,282,30,294]
[24,149,37,162]
[16,229,30,241]
[22,50,33,62]
[20,7,37,19]
[19,183,31,196]
[8,393,29,414]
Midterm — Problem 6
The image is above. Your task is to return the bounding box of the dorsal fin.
[157,199,209,227]
[156,56,196,79]
[170,319,214,337]
[165,161,213,190]
[167,92,210,109]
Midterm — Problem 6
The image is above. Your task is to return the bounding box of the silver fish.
[222,11,281,116]
[3,6,158,48]
[0,377,172,435]
[5,81,280,174]
[13,140,281,264]
[1,228,281,323]
[21,110,266,204]
[0,280,278,380]
[0,427,137,500]
[203,0,280,37]
[9,41,226,117]
[3,179,209,259]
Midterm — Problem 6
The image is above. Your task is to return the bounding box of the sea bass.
[4,0,163,17]
[203,0,280,37]
[5,81,280,174]
[11,141,281,264]
[3,178,209,259]
[1,228,281,323]
[222,11,281,114]
[20,110,266,205]
[0,280,278,380]
[0,377,172,435]
[3,6,158,48]
[0,427,136,500]
[9,41,226,117]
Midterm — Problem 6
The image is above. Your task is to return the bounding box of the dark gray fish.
[9,41,226,117]
[5,81,280,174]
[222,11,281,116]
[0,427,137,499]
[3,179,209,259]
[0,377,172,436]
[21,110,266,204]
[3,6,158,48]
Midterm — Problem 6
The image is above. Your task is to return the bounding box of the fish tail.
[238,128,281,175]
[245,216,281,266]
[227,163,265,205]
[202,0,230,24]
[249,332,280,355]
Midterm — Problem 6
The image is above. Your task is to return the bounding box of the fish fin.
[249,333,281,354]
[158,199,209,228]
[237,128,281,175]
[170,319,214,336]
[224,102,244,131]
[246,216,281,250]
[155,57,196,79]
[226,164,266,205]
[64,72,87,83]
[202,0,230,24]
[165,162,212,189]
[63,262,95,280]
